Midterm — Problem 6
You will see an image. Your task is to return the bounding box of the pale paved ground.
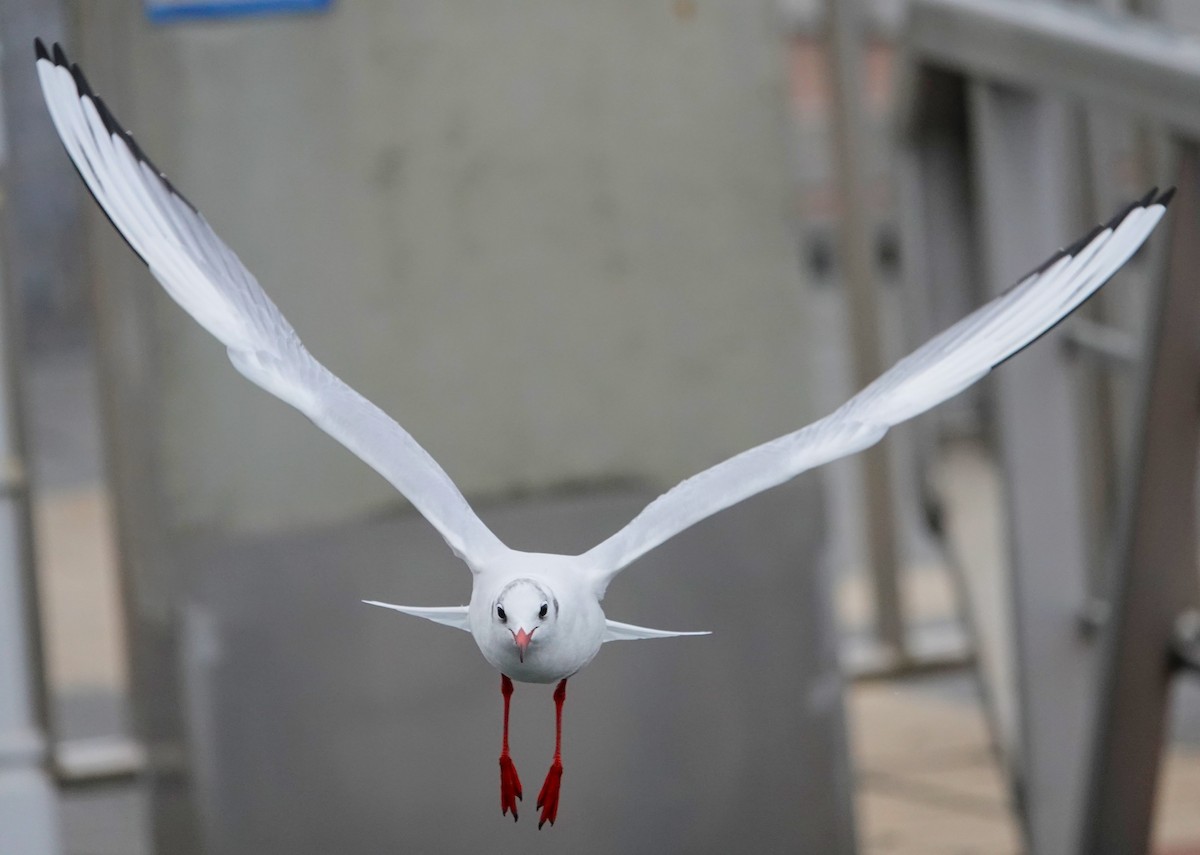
[849,669,1200,855]
[852,677,1020,854]
[839,439,1200,855]
[33,488,126,696]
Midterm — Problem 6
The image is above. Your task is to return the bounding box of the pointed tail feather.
[603,618,710,642]
[363,600,471,632]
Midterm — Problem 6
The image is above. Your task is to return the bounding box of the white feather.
[603,619,711,642]
[36,42,1171,624]
[580,196,1168,594]
[363,601,471,632]
[36,44,509,570]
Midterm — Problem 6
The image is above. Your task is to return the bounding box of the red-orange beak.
[513,627,535,662]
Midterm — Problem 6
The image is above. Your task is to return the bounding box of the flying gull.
[34,39,1172,827]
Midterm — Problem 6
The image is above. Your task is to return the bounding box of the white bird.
[35,39,1172,828]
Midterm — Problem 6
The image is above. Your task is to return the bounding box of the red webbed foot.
[536,759,563,828]
[536,678,568,828]
[498,675,522,820]
[499,753,523,820]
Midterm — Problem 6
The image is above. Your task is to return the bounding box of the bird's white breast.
[468,556,607,683]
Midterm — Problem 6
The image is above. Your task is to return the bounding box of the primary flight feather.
[35,40,1172,827]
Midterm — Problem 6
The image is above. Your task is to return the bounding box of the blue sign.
[146,0,332,24]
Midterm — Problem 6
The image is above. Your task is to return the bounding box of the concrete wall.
[72,4,854,853]
[89,0,815,534]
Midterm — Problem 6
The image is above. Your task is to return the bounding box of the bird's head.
[492,579,557,663]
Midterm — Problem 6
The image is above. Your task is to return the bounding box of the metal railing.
[895,1,1200,852]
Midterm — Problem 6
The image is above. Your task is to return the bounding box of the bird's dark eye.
[538,603,548,619]
[496,605,507,622]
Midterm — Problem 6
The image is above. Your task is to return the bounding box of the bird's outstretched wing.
[581,189,1172,594]
[35,41,509,568]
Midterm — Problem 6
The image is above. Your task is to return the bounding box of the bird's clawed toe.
[536,760,563,829]
[499,754,523,820]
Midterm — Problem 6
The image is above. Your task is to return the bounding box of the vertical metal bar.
[896,65,1021,778]
[0,30,65,855]
[824,0,908,662]
[0,0,77,752]
[1077,141,1200,855]
[0,290,61,853]
[74,12,204,853]
[968,81,1096,855]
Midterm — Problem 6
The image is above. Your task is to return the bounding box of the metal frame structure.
[0,26,64,855]
[824,0,909,668]
[0,0,146,790]
[1078,143,1200,853]
[0,239,60,855]
[898,1,1200,852]
[822,0,979,684]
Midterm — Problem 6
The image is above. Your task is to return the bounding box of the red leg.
[536,679,567,828]
[499,675,522,820]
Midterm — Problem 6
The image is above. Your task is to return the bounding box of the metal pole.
[893,65,1021,777]
[824,0,908,663]
[0,315,60,855]
[968,81,1095,854]
[1077,142,1200,855]
[0,39,64,854]
[73,15,205,852]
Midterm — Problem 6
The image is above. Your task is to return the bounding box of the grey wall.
[90,0,816,535]
[73,2,851,853]
[177,482,852,854]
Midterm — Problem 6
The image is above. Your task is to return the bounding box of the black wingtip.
[1007,192,1155,291]
[37,39,203,221]
[69,62,95,100]
[1060,224,1104,260]
[1156,186,1176,208]
[92,95,122,138]
[93,88,202,214]
[1104,200,1139,232]
[102,100,138,152]
[1014,221,1105,286]
[1025,248,1067,282]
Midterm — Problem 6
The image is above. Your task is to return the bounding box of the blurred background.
[1,0,1199,852]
